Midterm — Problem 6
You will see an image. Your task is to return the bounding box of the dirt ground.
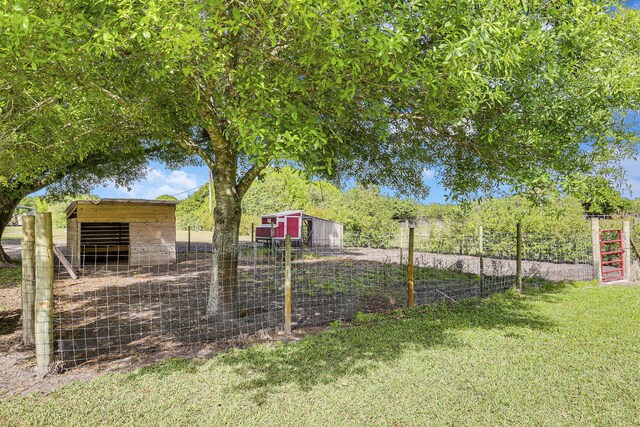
[0,241,595,397]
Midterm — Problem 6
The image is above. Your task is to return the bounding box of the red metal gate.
[600,229,624,282]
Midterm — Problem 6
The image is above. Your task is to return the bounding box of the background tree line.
[13,167,640,252]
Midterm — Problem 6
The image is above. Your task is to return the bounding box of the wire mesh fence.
[50,226,596,368]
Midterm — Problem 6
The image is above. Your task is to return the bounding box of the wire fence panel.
[293,243,406,327]
[54,242,285,366]
[51,227,596,368]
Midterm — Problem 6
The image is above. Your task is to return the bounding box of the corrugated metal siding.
[311,218,343,248]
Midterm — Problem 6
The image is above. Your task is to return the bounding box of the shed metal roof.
[65,198,178,217]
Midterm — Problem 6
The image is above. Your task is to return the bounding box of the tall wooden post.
[21,215,36,346]
[591,218,602,283]
[35,212,54,377]
[251,223,255,243]
[516,222,523,290]
[187,226,191,252]
[284,234,292,334]
[478,225,484,298]
[622,220,631,281]
[407,227,415,308]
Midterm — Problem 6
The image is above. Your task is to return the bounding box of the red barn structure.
[255,210,343,249]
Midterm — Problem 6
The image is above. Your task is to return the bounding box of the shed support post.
[21,215,36,346]
[35,212,54,377]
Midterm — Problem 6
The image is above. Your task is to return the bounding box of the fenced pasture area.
[47,226,597,369]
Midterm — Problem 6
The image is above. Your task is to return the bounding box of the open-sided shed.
[255,210,343,248]
[65,199,177,267]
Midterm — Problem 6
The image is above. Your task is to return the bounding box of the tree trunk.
[0,196,21,267]
[207,143,243,320]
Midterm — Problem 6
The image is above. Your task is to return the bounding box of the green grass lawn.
[2,283,639,426]
[0,267,21,287]
[1,226,66,243]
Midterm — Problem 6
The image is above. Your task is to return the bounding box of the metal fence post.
[407,227,415,308]
[21,215,36,346]
[35,212,54,377]
[591,218,602,283]
[284,234,292,334]
[516,222,523,290]
[478,225,484,297]
[623,220,631,281]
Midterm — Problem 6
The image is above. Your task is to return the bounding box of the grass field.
[1,226,67,243]
[1,282,639,426]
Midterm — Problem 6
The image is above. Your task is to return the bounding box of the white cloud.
[422,169,435,180]
[101,169,200,200]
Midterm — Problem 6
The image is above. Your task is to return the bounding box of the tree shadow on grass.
[211,289,558,402]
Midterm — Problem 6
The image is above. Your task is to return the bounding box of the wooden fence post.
[591,218,602,283]
[284,234,292,334]
[251,223,255,243]
[21,215,36,346]
[270,222,275,256]
[407,227,415,308]
[478,225,484,298]
[622,220,631,281]
[516,222,523,290]
[35,212,54,377]
[187,226,191,252]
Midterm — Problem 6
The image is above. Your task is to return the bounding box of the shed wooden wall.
[129,222,176,266]
[75,203,175,224]
[311,218,343,248]
[67,202,177,267]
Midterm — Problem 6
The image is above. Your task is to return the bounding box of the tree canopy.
[5,1,639,198]
[2,0,640,313]
[0,21,190,265]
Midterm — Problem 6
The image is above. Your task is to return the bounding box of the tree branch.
[237,161,268,199]
[176,133,216,170]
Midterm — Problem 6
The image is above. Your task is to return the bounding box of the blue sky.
[44,0,640,204]
[88,155,640,204]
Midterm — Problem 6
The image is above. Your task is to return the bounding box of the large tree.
[3,1,639,317]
